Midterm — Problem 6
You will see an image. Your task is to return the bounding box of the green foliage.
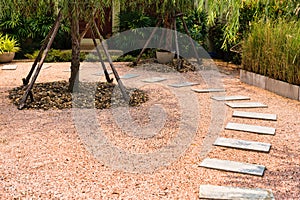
[113,54,136,62]
[198,0,300,49]
[25,49,86,62]
[122,0,195,19]
[178,9,208,46]
[0,12,71,58]
[25,48,140,63]
[242,19,300,85]
[119,11,156,31]
[0,33,20,53]
[0,0,110,59]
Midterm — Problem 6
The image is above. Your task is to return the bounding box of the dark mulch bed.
[8,81,148,110]
[131,58,196,73]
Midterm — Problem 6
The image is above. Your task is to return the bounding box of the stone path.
[2,65,17,70]
[211,95,250,101]
[233,111,277,121]
[225,122,276,135]
[214,137,271,152]
[200,158,266,176]
[199,185,275,200]
[120,74,139,79]
[141,77,167,83]
[199,94,276,199]
[168,82,199,88]
[226,102,268,108]
[192,88,226,93]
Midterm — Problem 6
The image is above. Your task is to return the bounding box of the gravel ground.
[0,61,299,199]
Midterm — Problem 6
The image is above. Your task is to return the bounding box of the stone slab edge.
[240,69,300,101]
[199,185,275,200]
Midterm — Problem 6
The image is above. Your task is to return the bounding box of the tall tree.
[0,0,110,92]
[121,0,299,49]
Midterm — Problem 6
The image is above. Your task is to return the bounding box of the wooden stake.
[133,20,162,66]
[180,16,202,65]
[90,29,113,83]
[22,11,62,85]
[92,20,130,102]
[174,18,182,70]
[18,10,63,110]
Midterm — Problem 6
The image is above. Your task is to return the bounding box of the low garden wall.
[240,69,300,101]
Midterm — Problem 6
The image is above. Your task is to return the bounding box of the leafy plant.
[0,33,20,53]
[25,49,86,62]
[119,11,156,31]
[0,11,71,58]
[242,18,300,85]
[178,9,208,46]
[198,0,300,50]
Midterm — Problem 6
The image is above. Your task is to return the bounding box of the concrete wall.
[240,69,300,101]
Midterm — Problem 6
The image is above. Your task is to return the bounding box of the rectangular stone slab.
[142,77,167,83]
[192,88,226,93]
[199,158,265,176]
[211,95,250,101]
[2,65,17,70]
[120,74,139,79]
[233,111,277,121]
[226,102,268,108]
[214,137,271,152]
[92,70,113,76]
[225,122,276,135]
[199,185,275,200]
[42,64,52,70]
[169,82,199,88]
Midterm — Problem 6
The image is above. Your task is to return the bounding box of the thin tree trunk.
[68,2,80,92]
[164,15,174,51]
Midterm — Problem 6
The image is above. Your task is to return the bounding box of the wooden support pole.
[80,20,92,43]
[92,20,130,102]
[173,18,182,70]
[18,11,63,110]
[90,29,113,83]
[22,11,61,85]
[133,20,162,66]
[180,16,202,65]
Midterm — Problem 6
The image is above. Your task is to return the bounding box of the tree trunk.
[68,2,80,92]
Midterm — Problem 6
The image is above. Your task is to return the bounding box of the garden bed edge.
[240,69,300,101]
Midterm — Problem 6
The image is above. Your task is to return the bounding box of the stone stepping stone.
[225,122,276,135]
[92,70,113,76]
[120,73,139,79]
[199,158,265,176]
[192,88,226,93]
[211,95,250,101]
[142,77,166,83]
[42,64,52,70]
[233,111,277,121]
[199,185,275,200]
[214,137,271,152]
[2,65,17,70]
[226,102,268,108]
[168,82,199,88]
[63,69,71,72]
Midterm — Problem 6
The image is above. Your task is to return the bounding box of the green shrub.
[242,19,300,85]
[25,49,86,62]
[25,49,138,63]
[177,9,208,46]
[0,13,71,58]
[0,33,20,53]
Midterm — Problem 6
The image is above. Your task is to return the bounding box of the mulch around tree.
[8,81,148,110]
